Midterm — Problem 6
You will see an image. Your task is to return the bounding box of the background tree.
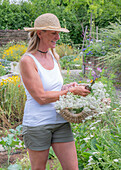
[0,0,121,44]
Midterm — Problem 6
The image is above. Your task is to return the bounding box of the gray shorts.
[22,122,74,151]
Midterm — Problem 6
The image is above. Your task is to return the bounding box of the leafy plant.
[60,53,83,70]
[0,62,7,76]
[48,146,57,159]
[97,21,121,78]
[2,43,27,62]
[0,76,26,128]
[8,152,31,170]
[56,44,77,58]
[0,125,24,165]
[8,163,22,170]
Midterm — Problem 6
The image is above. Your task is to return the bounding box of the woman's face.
[38,30,60,49]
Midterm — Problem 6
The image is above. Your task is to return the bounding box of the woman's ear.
[37,31,41,39]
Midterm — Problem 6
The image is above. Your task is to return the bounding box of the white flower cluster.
[55,82,110,115]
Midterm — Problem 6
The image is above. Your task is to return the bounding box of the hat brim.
[24,27,69,33]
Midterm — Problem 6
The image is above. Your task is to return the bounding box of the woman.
[20,13,90,170]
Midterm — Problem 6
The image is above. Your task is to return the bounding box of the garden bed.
[0,149,26,168]
[0,149,59,169]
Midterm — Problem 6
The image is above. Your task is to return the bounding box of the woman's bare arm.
[20,56,90,105]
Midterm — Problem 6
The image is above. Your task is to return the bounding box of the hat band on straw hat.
[24,26,69,33]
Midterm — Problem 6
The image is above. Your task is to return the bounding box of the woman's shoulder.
[20,53,35,66]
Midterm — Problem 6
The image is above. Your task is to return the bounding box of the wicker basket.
[59,108,97,123]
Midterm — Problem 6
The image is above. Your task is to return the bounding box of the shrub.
[0,76,26,128]
[56,44,77,58]
[2,44,27,62]
[0,62,7,76]
[60,54,83,70]
[97,21,121,77]
[82,40,105,59]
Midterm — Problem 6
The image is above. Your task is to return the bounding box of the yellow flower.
[2,44,27,62]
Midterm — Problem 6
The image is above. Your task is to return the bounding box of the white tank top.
[22,52,67,126]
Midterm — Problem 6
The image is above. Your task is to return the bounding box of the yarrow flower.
[55,82,111,121]
[113,159,119,162]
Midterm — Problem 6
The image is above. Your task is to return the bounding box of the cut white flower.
[83,137,91,142]
[113,159,119,162]
[92,152,100,155]
[55,82,111,121]
[90,127,96,130]
[98,158,102,160]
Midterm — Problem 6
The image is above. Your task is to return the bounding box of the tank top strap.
[25,52,43,71]
[25,53,38,64]
[25,51,57,71]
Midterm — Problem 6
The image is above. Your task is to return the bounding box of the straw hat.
[24,13,69,33]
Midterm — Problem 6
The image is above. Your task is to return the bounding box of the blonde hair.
[26,31,61,70]
[50,48,61,70]
[27,31,40,53]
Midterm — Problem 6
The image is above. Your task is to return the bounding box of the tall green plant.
[98,21,121,76]
[0,76,26,128]
[0,125,24,165]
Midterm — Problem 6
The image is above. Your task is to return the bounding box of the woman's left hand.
[61,82,78,91]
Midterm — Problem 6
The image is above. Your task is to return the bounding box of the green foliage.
[2,42,27,62]
[0,76,26,128]
[60,54,83,70]
[96,0,121,28]
[82,40,105,60]
[9,157,62,170]
[56,44,76,58]
[0,125,24,165]
[63,67,121,169]
[8,164,22,170]
[0,0,121,44]
[72,98,121,169]
[97,21,121,77]
[0,0,35,30]
[48,147,57,159]
[8,151,31,170]
[0,63,7,76]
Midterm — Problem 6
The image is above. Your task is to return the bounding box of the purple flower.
[82,48,86,51]
[97,67,102,72]
[87,79,90,82]
[92,70,96,75]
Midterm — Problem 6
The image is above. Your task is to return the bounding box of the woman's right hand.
[69,85,91,97]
